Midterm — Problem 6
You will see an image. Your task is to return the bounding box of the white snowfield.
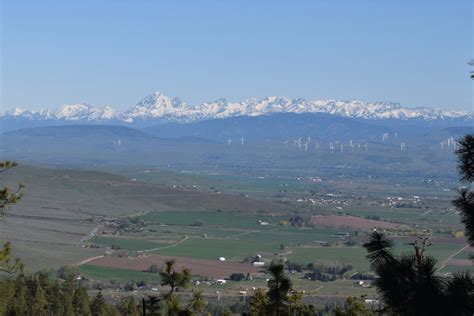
[2,92,471,123]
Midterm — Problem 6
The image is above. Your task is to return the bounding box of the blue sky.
[1,0,473,111]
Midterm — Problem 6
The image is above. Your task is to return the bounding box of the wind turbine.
[382,133,389,142]
[227,139,232,147]
[400,142,406,151]
[329,142,335,153]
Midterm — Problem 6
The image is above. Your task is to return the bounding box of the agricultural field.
[2,163,471,304]
[79,265,161,283]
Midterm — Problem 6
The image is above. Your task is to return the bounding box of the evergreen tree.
[166,293,182,316]
[287,292,315,316]
[144,295,162,316]
[32,286,49,316]
[188,290,207,315]
[454,134,474,246]
[159,258,192,297]
[62,275,76,316]
[334,296,375,316]
[119,296,140,316]
[90,291,108,316]
[73,286,92,316]
[0,161,24,274]
[6,275,29,315]
[249,289,267,316]
[266,263,292,316]
[363,231,474,315]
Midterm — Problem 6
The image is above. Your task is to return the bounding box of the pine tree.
[62,275,76,316]
[119,296,140,316]
[188,290,207,315]
[32,286,49,316]
[363,231,474,315]
[453,134,474,246]
[266,263,292,316]
[49,280,65,315]
[159,258,192,297]
[166,293,182,316]
[90,291,107,316]
[334,296,375,316]
[249,289,267,316]
[73,286,92,316]
[6,275,29,315]
[0,161,24,274]
[144,295,162,316]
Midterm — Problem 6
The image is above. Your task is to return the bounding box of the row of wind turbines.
[225,132,459,153]
[225,133,408,152]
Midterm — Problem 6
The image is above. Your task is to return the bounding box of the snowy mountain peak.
[54,103,117,121]
[125,92,192,121]
[2,92,472,124]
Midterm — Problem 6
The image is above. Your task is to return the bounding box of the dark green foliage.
[456,134,474,183]
[363,231,394,267]
[289,215,305,227]
[0,161,24,274]
[334,296,375,316]
[159,258,192,297]
[454,134,474,246]
[445,272,474,315]
[453,188,474,246]
[229,273,246,281]
[0,161,24,218]
[147,264,159,274]
[303,262,353,281]
[363,231,474,315]
[73,286,92,315]
[0,272,124,315]
[118,296,140,316]
[247,263,318,315]
[143,296,162,316]
[90,291,112,316]
[265,263,292,316]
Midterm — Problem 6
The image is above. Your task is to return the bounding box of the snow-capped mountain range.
[2,92,472,124]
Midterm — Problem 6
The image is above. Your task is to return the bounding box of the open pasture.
[80,264,161,283]
[151,237,281,261]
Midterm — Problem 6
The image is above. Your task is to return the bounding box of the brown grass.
[87,255,263,279]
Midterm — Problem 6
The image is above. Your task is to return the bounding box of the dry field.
[87,254,263,279]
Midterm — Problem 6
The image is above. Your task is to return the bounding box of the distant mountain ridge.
[2,92,472,128]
